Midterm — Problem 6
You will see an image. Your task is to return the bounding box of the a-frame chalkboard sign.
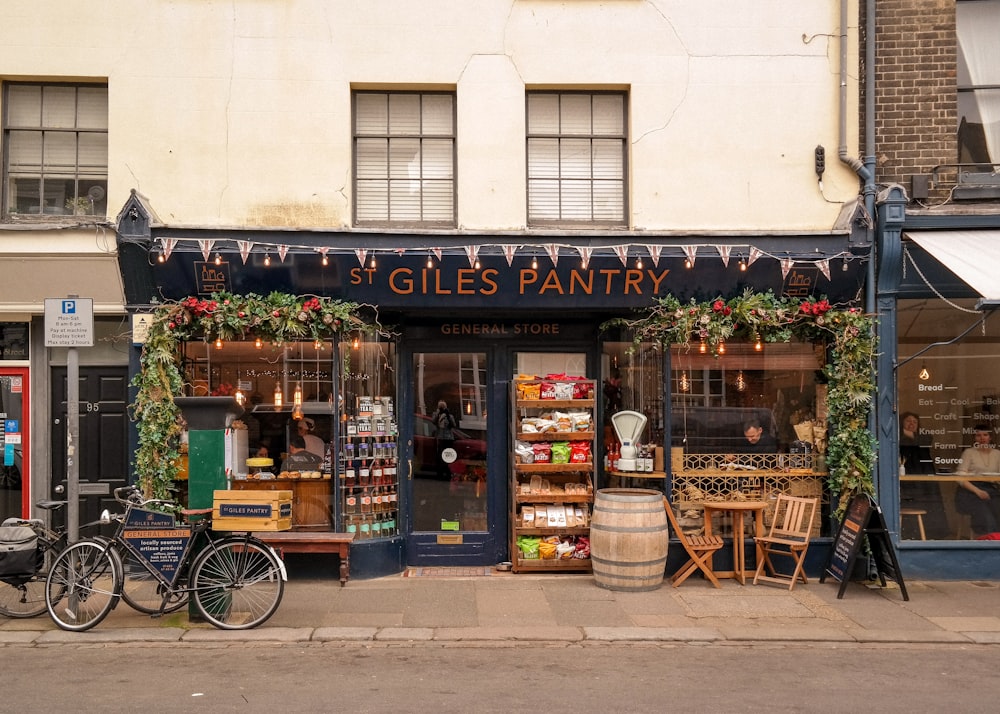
[820,493,909,600]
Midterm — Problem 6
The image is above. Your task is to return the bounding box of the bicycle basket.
[0,525,42,578]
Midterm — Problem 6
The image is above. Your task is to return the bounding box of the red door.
[0,367,29,520]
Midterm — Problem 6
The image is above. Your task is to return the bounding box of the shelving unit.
[510,379,597,573]
[338,395,399,541]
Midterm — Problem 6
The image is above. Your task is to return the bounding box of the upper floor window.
[353,91,456,227]
[2,83,108,219]
[527,91,627,227]
[957,0,1000,167]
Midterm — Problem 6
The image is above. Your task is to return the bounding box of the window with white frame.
[526,91,627,227]
[2,83,108,218]
[957,0,1000,166]
[353,91,456,226]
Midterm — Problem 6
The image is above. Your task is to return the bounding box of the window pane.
[389,180,421,220]
[7,130,42,170]
[560,181,592,219]
[527,138,559,177]
[527,179,560,220]
[422,138,454,179]
[592,139,624,179]
[77,87,109,130]
[422,95,454,135]
[388,138,420,179]
[355,93,388,135]
[355,181,388,221]
[593,94,625,135]
[422,180,454,221]
[593,181,624,221]
[7,85,41,126]
[527,94,560,134]
[356,138,388,178]
[79,132,108,171]
[41,86,77,129]
[43,132,77,171]
[560,139,592,178]
[388,94,421,135]
[560,95,592,135]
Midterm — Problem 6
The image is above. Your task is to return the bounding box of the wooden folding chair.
[662,497,724,588]
[752,494,818,591]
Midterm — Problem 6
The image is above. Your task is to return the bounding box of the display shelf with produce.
[338,396,399,542]
[510,378,597,572]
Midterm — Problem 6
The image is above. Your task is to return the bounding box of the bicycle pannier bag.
[0,526,41,578]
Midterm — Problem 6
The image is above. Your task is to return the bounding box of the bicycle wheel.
[191,538,284,630]
[45,540,120,632]
[0,575,47,618]
[117,546,188,614]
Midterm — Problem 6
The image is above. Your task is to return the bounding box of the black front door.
[51,366,129,527]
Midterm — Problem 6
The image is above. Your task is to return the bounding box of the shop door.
[404,349,504,565]
[0,369,29,520]
[51,367,129,528]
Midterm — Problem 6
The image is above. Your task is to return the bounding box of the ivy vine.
[131,291,362,499]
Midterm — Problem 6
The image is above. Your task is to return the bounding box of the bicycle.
[45,485,287,632]
[1,500,189,618]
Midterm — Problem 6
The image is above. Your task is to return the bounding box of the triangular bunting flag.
[501,245,518,266]
[465,245,479,268]
[198,239,214,262]
[161,238,177,261]
[780,258,794,279]
[716,245,731,267]
[278,245,289,263]
[818,259,831,281]
[237,241,253,264]
[748,246,763,267]
[647,245,662,267]
[578,246,593,269]
[547,244,560,267]
[355,248,367,266]
[683,245,698,267]
[432,248,442,261]
[614,245,630,266]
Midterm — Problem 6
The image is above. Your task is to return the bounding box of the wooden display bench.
[252,530,356,586]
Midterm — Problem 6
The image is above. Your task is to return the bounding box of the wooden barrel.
[590,488,669,592]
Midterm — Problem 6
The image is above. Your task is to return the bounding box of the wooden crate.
[212,490,292,531]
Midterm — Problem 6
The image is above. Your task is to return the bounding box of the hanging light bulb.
[427,254,434,269]
[531,256,538,270]
[466,401,472,415]
[214,253,222,266]
[739,258,747,272]
[842,257,849,272]
[214,337,223,350]
[156,250,165,264]
[254,336,263,350]
[636,256,643,269]
[684,258,692,269]
[679,371,691,393]
[735,370,747,392]
[369,254,376,268]
[322,253,329,266]
[273,384,283,408]
[918,364,930,381]
[314,339,323,351]
[235,389,245,406]
[717,342,726,355]
[264,253,271,267]
[352,335,360,350]
[699,340,707,354]
[293,383,303,406]
[754,335,763,352]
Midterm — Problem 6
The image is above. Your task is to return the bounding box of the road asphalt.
[3,561,1000,647]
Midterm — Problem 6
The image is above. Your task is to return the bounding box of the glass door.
[0,368,29,520]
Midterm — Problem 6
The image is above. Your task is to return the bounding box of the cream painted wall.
[0,0,861,233]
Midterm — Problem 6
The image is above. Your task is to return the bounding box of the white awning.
[905,230,1000,303]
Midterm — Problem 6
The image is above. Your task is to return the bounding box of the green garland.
[131,291,361,499]
[606,288,877,517]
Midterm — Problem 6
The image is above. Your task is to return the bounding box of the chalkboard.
[820,494,908,600]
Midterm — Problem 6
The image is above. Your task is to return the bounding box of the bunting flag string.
[682,245,698,267]
[715,245,731,268]
[432,248,443,261]
[501,245,518,266]
[780,257,795,279]
[578,246,593,269]
[546,244,560,267]
[197,239,214,262]
[748,246,763,267]
[647,245,662,267]
[818,259,831,281]
[161,238,177,261]
[355,248,367,266]
[237,240,254,264]
[277,245,289,263]
[316,246,329,263]
[613,245,630,266]
[465,245,479,268]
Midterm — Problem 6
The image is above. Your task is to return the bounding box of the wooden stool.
[900,508,927,540]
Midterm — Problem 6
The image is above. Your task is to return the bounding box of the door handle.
[407,459,412,480]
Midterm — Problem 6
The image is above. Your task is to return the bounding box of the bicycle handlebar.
[113,486,179,510]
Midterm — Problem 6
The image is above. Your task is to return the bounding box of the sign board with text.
[44,298,94,347]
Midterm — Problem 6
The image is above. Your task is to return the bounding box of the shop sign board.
[132,314,154,344]
[44,298,94,347]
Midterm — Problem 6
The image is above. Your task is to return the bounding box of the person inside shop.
[280,434,323,473]
[434,400,457,480]
[955,424,1000,538]
[737,419,778,454]
[296,417,326,458]
[898,411,947,539]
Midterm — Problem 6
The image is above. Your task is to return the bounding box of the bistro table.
[701,500,768,585]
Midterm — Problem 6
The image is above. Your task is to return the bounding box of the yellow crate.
[212,490,292,531]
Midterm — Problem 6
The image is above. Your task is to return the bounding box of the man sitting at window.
[738,419,778,454]
[280,434,322,473]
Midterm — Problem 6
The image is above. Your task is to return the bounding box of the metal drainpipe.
[838,0,877,315]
